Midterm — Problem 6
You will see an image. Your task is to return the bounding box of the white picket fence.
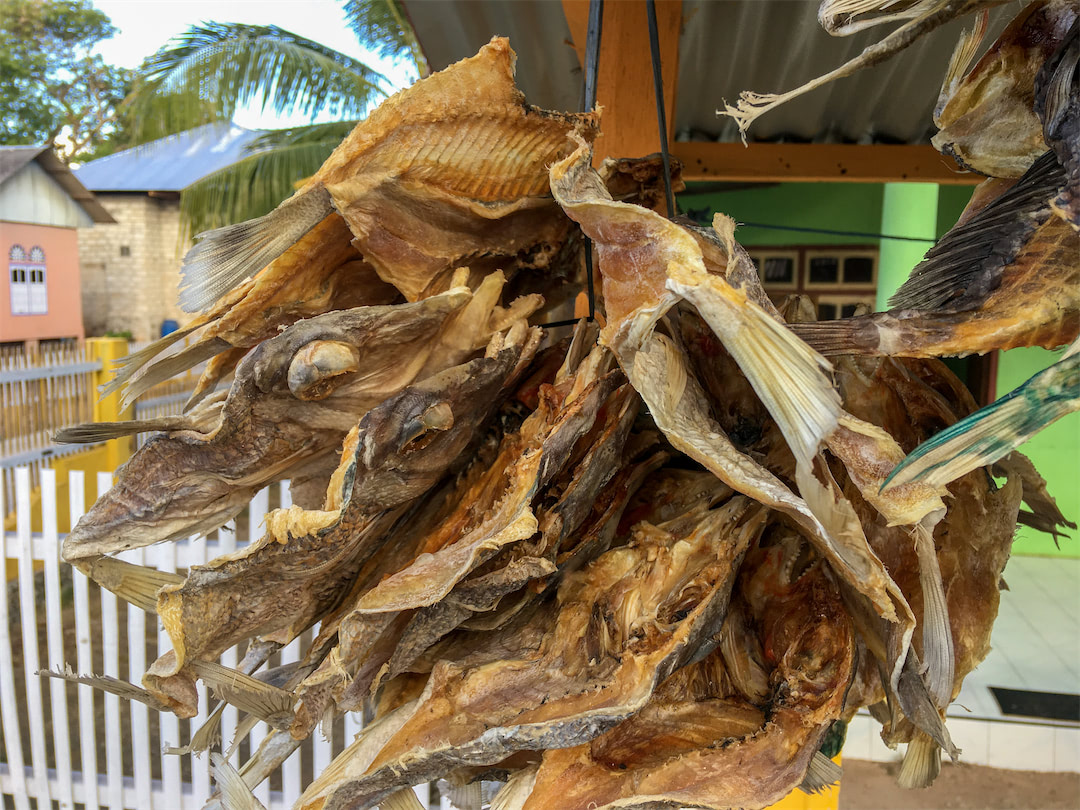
[0,467,434,810]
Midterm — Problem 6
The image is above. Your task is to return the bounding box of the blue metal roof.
[74,123,267,192]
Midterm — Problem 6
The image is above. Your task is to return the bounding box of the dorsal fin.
[889,150,1063,312]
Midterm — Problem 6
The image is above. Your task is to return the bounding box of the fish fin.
[120,337,232,409]
[40,664,171,712]
[788,317,880,355]
[889,151,1062,312]
[799,751,842,794]
[179,186,334,313]
[211,752,268,810]
[668,269,841,471]
[818,0,939,36]
[78,556,183,613]
[447,781,483,810]
[913,523,954,709]
[188,659,295,728]
[934,8,988,124]
[98,323,200,398]
[896,649,958,760]
[379,789,427,810]
[54,419,176,443]
[227,714,260,759]
[166,703,224,755]
[896,731,942,789]
[490,767,538,810]
[883,355,1080,490]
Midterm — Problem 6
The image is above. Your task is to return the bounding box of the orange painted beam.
[563,0,682,162]
[671,142,984,185]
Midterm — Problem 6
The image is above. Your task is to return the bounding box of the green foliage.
[0,0,132,161]
[343,0,429,78]
[128,21,390,145]
[180,137,347,238]
[122,0,428,231]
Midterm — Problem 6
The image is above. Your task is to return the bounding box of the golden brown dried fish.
[515,525,855,810]
[144,326,541,714]
[933,0,1077,178]
[60,276,539,560]
[178,37,599,314]
[791,151,1079,358]
[296,497,765,809]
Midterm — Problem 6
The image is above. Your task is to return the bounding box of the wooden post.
[87,336,133,471]
[563,0,682,163]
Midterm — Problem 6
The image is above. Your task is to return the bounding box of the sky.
[90,0,418,130]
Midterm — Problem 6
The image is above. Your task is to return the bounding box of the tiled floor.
[845,555,1080,772]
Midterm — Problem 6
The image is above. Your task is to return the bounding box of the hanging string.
[545,0,603,329]
[646,0,676,220]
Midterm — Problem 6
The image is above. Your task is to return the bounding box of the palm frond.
[129,22,390,142]
[179,139,340,237]
[343,0,429,78]
[248,120,359,150]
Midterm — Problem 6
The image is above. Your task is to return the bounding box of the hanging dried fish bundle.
[45,23,1077,810]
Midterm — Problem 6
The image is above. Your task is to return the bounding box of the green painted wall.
[877,183,939,309]
[997,346,1080,558]
[679,182,884,246]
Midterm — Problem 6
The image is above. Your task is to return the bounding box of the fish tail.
[178,186,334,313]
[670,272,841,471]
[799,751,842,794]
[120,337,231,409]
[378,789,427,810]
[77,556,183,613]
[883,355,1080,490]
[211,752,267,810]
[188,659,295,727]
[896,731,942,789]
[447,782,483,810]
[98,322,200,398]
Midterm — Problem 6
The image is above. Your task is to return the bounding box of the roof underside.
[74,123,266,193]
[404,0,1018,146]
[0,146,115,223]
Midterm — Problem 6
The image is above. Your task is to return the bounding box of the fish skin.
[150,329,541,682]
[296,498,764,810]
[62,290,473,562]
[519,529,855,810]
[933,0,1078,179]
[1036,17,1080,228]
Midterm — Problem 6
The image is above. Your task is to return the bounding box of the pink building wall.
[0,221,85,342]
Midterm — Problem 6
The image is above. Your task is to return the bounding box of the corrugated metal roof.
[0,146,115,223]
[404,0,1019,146]
[74,123,267,193]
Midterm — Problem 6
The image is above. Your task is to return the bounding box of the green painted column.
[997,346,1080,558]
[876,183,938,311]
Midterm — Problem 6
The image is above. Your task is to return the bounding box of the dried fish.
[517,524,855,810]
[297,497,765,809]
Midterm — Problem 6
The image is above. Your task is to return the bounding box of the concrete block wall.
[77,193,189,341]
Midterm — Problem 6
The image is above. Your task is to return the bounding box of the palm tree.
[124,0,428,237]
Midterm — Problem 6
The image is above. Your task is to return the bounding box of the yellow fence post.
[87,336,134,472]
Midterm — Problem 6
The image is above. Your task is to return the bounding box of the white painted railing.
[0,466,434,809]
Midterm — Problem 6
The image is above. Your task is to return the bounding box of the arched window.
[8,243,47,315]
